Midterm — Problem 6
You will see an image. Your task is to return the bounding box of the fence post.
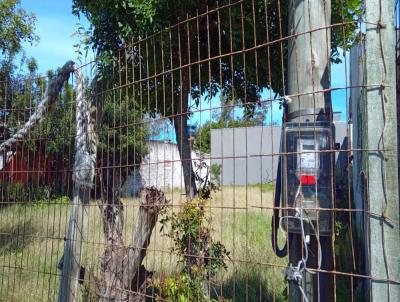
[287,0,333,301]
[364,0,400,300]
[58,67,96,302]
[58,188,90,302]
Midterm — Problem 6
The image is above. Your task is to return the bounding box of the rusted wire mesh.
[0,0,399,301]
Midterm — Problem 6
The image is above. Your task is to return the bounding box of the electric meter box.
[281,121,335,236]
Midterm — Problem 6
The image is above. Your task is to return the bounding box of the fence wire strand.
[0,0,399,301]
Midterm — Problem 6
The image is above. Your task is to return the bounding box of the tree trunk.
[174,28,198,199]
[173,111,198,199]
[116,187,167,302]
[97,169,167,302]
[97,169,125,302]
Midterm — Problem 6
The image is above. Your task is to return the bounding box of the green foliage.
[210,164,221,188]
[73,0,286,119]
[0,181,69,206]
[73,0,362,113]
[161,199,229,275]
[158,198,230,301]
[5,72,148,195]
[0,182,28,203]
[193,122,212,154]
[154,272,231,302]
[98,92,148,172]
[0,0,38,112]
[27,81,76,157]
[194,118,262,154]
[0,0,38,57]
[31,195,69,208]
[331,0,363,63]
[26,57,38,74]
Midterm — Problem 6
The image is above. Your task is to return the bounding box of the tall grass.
[0,186,286,301]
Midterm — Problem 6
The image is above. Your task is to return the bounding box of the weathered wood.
[97,170,126,302]
[116,187,167,302]
[286,1,333,301]
[97,186,167,302]
[287,0,331,123]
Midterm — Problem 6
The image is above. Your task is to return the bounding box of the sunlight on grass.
[0,185,286,302]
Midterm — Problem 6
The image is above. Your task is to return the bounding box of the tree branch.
[0,61,76,153]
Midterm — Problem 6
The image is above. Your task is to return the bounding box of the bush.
[0,181,66,205]
[157,199,230,301]
[154,272,231,302]
[210,164,221,187]
[0,182,28,204]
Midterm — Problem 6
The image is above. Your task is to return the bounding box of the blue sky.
[189,58,349,125]
[20,0,88,73]
[20,1,348,125]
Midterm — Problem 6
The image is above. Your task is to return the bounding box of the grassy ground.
[0,186,287,302]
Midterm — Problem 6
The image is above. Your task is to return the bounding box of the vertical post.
[58,188,90,302]
[364,0,400,300]
[58,67,96,302]
[287,0,333,301]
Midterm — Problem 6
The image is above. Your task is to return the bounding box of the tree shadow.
[212,269,286,302]
[0,219,36,254]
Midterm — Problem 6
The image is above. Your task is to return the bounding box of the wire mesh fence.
[0,0,399,301]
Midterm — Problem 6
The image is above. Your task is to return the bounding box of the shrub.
[0,182,28,204]
[157,199,230,302]
[210,164,221,188]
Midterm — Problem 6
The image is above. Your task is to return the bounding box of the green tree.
[0,0,38,56]
[194,114,265,154]
[73,0,361,199]
[0,0,38,110]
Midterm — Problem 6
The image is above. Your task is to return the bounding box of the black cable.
[271,157,292,257]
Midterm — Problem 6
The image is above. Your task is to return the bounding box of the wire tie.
[380,211,394,228]
[377,21,386,29]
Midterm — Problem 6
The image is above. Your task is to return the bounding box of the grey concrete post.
[365,0,400,300]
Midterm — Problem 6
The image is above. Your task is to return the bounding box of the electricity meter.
[281,122,335,236]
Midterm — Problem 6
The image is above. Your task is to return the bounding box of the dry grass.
[0,186,286,302]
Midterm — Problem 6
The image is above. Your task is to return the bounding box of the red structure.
[0,151,58,185]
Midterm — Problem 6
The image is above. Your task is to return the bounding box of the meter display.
[298,139,319,171]
[281,122,335,236]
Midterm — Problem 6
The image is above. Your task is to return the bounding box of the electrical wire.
[280,184,323,302]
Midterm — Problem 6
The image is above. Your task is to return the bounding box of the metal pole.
[287,0,333,301]
[364,0,400,300]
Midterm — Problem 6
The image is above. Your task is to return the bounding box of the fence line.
[0,0,399,301]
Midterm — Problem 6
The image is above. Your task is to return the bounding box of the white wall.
[122,141,210,196]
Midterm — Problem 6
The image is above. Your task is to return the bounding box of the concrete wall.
[123,122,349,195]
[122,141,210,196]
[210,126,281,185]
[211,123,348,185]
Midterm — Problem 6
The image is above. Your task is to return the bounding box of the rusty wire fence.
[0,0,399,301]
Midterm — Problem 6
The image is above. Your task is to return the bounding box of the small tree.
[0,0,38,109]
[72,0,360,199]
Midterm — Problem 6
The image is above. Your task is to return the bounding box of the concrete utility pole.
[364,0,400,300]
[286,0,333,301]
